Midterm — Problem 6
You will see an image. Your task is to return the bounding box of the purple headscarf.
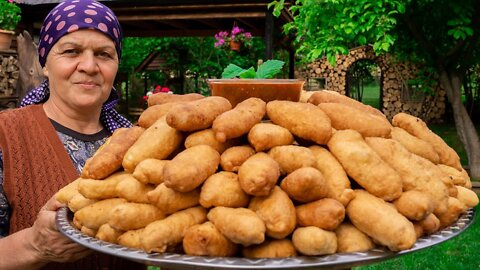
[38,0,123,67]
[21,0,131,133]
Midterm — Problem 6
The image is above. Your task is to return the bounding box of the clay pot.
[0,29,14,51]
[229,41,241,51]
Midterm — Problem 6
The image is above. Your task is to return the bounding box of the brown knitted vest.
[0,105,144,270]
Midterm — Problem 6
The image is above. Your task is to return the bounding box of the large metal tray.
[56,207,475,270]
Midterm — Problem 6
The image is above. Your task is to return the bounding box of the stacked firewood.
[0,53,19,97]
[299,45,446,122]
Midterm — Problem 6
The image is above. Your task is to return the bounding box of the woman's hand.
[27,196,92,263]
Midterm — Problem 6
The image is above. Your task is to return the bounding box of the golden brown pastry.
[80,226,97,237]
[163,145,220,192]
[296,198,345,231]
[212,97,266,143]
[96,223,123,244]
[147,183,200,214]
[307,90,386,119]
[248,186,296,239]
[219,145,256,172]
[346,190,416,251]
[183,221,238,257]
[460,168,472,188]
[138,102,180,128]
[308,146,354,206]
[147,92,204,107]
[266,100,332,145]
[242,239,296,258]
[141,206,207,253]
[299,90,317,103]
[132,158,169,185]
[317,103,392,138]
[455,185,479,208]
[115,175,154,204]
[414,213,440,237]
[436,197,468,228]
[199,171,250,208]
[391,127,440,164]
[109,202,165,231]
[392,112,462,170]
[166,96,232,132]
[238,152,280,196]
[437,164,467,186]
[55,178,82,204]
[68,193,97,212]
[327,130,402,201]
[247,122,294,152]
[118,229,144,250]
[73,198,127,230]
[364,136,450,215]
[78,171,130,200]
[335,222,375,253]
[207,207,266,246]
[122,116,183,172]
[393,190,435,221]
[82,126,145,179]
[292,226,337,256]
[280,167,328,203]
[268,145,316,175]
[184,128,241,154]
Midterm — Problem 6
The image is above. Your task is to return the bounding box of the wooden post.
[264,10,274,60]
[289,47,295,79]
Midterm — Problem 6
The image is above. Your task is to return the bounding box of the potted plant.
[208,60,305,106]
[214,25,252,51]
[0,0,21,50]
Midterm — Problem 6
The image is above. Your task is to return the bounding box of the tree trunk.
[438,69,480,179]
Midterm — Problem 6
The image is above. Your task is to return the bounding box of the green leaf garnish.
[239,67,256,78]
[221,64,246,79]
[220,60,285,79]
[255,60,285,79]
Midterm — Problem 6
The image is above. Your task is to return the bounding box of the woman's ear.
[42,66,48,77]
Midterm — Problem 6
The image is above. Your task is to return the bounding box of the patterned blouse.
[0,119,109,237]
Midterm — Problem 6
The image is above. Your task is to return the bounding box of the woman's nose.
[77,52,99,74]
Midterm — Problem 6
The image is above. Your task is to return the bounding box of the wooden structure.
[299,46,447,122]
[17,0,295,62]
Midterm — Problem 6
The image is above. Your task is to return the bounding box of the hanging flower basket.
[214,23,252,52]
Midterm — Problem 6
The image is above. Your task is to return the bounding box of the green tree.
[271,0,480,178]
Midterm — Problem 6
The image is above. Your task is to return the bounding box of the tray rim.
[56,207,475,270]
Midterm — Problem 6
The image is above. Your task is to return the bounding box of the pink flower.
[231,26,241,35]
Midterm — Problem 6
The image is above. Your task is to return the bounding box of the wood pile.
[298,46,446,123]
[0,52,19,98]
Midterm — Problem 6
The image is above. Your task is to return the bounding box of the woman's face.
[43,29,118,112]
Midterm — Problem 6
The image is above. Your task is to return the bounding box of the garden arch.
[301,46,447,122]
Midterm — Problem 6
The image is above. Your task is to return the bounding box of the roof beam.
[116,12,265,21]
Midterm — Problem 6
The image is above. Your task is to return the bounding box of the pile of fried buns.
[56,90,478,258]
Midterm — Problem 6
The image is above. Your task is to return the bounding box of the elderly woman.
[0,1,143,269]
